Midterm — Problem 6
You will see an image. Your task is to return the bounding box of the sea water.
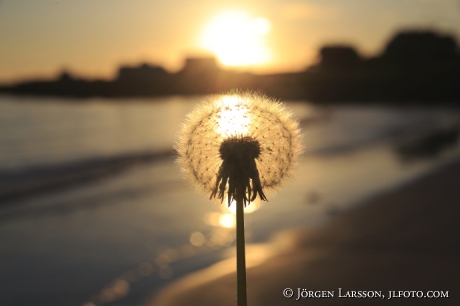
[0,95,459,306]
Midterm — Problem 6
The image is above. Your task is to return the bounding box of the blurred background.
[0,1,460,305]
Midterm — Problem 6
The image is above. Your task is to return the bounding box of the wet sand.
[149,158,460,306]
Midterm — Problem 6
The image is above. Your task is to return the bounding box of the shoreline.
[149,156,460,306]
[0,150,175,206]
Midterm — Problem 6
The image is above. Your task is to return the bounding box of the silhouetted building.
[57,71,77,82]
[112,63,173,96]
[318,46,362,70]
[382,31,458,66]
[1,29,459,102]
[117,63,168,82]
[176,57,224,94]
[305,30,460,102]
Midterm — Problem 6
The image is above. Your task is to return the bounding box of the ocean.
[0,95,459,306]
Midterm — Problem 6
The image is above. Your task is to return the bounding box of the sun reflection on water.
[223,195,262,214]
[204,195,263,229]
[189,231,206,246]
[218,213,235,228]
[84,186,263,306]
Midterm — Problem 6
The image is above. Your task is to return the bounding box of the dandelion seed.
[175,91,302,205]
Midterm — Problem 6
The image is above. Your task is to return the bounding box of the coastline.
[148,156,460,306]
[0,150,174,206]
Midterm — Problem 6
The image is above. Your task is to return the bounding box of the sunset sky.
[1,0,459,83]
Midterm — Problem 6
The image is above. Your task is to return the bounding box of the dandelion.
[175,91,302,306]
[176,91,302,205]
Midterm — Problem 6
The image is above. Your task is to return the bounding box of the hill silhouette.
[1,29,459,103]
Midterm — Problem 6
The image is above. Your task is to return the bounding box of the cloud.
[280,2,341,21]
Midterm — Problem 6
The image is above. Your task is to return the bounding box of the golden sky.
[0,0,459,83]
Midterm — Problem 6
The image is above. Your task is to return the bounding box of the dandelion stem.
[236,196,247,306]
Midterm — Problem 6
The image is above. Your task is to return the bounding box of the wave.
[0,149,175,205]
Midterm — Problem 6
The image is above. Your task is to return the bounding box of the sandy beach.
[149,157,460,306]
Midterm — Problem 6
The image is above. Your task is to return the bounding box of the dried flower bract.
[175,92,302,206]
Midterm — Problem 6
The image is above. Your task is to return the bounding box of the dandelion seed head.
[175,91,302,205]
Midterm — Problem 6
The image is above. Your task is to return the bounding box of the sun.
[199,11,271,67]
